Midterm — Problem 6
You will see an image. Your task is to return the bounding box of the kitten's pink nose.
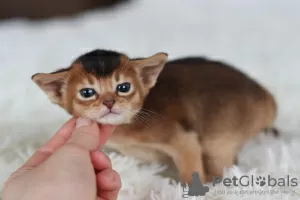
[103,100,115,109]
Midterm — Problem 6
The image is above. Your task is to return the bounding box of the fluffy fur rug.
[1,0,300,199]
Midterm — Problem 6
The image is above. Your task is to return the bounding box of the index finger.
[21,117,76,169]
[39,117,77,153]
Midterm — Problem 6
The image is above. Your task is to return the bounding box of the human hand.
[2,117,121,200]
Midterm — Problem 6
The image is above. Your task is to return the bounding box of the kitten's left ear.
[133,52,168,89]
[31,70,69,104]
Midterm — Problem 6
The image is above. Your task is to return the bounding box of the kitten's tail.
[262,89,280,138]
[262,127,280,137]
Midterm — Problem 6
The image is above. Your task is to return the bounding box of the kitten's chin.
[95,113,129,125]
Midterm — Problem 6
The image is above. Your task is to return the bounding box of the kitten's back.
[140,56,276,135]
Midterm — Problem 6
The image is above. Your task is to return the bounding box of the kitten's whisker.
[138,111,152,118]
[134,115,149,128]
[140,108,163,117]
[120,98,163,118]
[133,112,151,127]
[137,111,155,124]
[124,108,151,128]
[137,114,151,126]
[138,117,150,128]
[129,109,152,121]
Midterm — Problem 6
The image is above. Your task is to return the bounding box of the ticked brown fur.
[32,49,277,184]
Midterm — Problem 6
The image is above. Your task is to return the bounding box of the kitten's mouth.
[100,110,120,118]
[96,108,124,125]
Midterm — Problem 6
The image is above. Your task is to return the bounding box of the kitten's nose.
[103,100,115,109]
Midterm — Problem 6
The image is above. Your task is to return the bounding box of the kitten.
[31,49,277,184]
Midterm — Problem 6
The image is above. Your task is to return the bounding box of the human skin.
[2,117,122,200]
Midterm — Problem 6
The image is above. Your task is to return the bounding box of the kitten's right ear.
[31,70,69,104]
[132,52,168,90]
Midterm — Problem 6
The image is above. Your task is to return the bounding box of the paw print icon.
[256,176,266,186]
[187,172,210,197]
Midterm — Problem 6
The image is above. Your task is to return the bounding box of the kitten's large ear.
[31,70,69,104]
[133,52,168,89]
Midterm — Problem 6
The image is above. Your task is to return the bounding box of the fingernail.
[76,118,92,128]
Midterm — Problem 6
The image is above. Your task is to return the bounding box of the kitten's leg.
[130,130,206,184]
[166,131,206,184]
[201,136,242,182]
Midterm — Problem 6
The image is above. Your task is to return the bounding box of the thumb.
[66,118,101,151]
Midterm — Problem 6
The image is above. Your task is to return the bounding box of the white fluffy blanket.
[1,0,300,199]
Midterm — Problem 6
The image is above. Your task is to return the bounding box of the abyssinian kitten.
[31,49,277,184]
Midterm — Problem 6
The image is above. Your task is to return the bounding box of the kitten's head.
[31,49,168,125]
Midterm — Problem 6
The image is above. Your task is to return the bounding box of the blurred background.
[0,0,300,137]
[1,1,300,198]
[0,0,130,19]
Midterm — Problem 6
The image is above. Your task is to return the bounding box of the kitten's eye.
[79,88,96,98]
[116,82,131,93]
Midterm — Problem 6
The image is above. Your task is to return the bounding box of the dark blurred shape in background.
[0,0,130,20]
